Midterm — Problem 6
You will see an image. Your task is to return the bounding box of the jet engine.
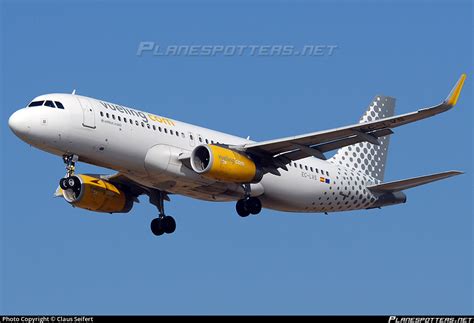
[60,174,133,213]
[190,144,263,183]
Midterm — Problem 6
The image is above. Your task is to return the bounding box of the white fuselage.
[9,93,383,213]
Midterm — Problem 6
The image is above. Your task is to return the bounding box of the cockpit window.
[28,101,44,107]
[45,100,56,108]
[28,99,65,109]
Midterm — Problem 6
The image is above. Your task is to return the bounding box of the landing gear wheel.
[247,197,262,215]
[68,176,80,189]
[162,216,176,234]
[59,176,80,189]
[150,218,164,236]
[59,178,70,190]
[149,190,177,236]
[236,199,250,217]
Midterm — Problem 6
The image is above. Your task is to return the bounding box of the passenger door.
[78,97,96,129]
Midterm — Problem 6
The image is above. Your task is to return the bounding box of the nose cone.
[9,109,31,138]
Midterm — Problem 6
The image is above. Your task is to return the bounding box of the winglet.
[445,73,466,106]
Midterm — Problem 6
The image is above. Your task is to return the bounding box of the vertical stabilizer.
[329,95,395,182]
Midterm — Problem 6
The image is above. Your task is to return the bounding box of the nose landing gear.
[59,154,81,196]
[149,190,176,236]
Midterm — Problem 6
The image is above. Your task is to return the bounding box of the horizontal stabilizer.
[367,171,463,193]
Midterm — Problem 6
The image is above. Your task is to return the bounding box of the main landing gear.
[236,184,262,217]
[59,154,80,194]
[149,190,176,236]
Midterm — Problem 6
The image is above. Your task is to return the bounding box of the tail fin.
[329,95,395,182]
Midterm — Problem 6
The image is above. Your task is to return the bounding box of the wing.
[101,173,149,198]
[230,74,466,174]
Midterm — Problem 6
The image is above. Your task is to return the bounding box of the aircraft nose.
[8,109,31,138]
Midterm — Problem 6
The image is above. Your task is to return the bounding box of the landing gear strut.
[149,190,176,236]
[236,184,262,217]
[62,154,79,177]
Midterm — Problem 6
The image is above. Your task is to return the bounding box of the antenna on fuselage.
[72,89,76,95]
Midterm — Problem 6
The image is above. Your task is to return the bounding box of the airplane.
[8,74,466,236]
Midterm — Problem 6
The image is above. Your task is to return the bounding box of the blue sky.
[1,0,472,315]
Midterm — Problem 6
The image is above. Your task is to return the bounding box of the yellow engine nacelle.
[190,145,263,183]
[62,174,133,213]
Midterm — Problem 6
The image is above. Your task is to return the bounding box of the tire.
[68,176,81,197]
[68,176,81,190]
[162,216,176,234]
[150,218,164,236]
[59,178,69,190]
[236,199,250,217]
[247,197,262,215]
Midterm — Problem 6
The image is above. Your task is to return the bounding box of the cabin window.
[164,128,168,133]
[135,120,139,126]
[158,127,162,132]
[147,123,150,129]
[106,113,109,118]
[310,167,313,172]
[100,112,104,117]
[170,129,174,135]
[112,115,115,120]
[118,116,121,121]
[153,125,156,131]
